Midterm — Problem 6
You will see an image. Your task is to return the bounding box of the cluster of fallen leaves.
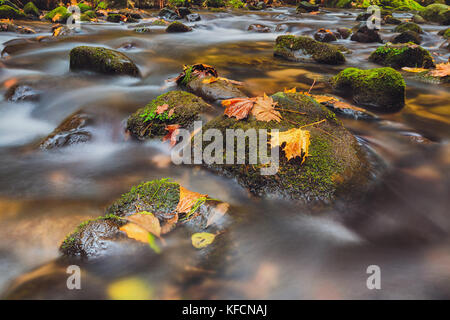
[119,184,229,252]
[402,63,450,78]
[221,94,282,122]
[173,63,218,85]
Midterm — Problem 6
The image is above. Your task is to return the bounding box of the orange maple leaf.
[429,63,450,78]
[222,97,256,120]
[251,94,282,122]
[163,124,180,147]
[176,186,207,214]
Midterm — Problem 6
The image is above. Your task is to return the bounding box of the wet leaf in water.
[107,277,153,300]
[206,203,229,227]
[191,232,216,249]
[270,128,311,163]
[402,67,428,73]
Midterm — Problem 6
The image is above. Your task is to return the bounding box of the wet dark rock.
[331,67,406,112]
[248,1,266,10]
[412,14,426,24]
[438,27,450,38]
[134,26,151,33]
[0,22,35,34]
[127,91,210,140]
[394,22,423,34]
[186,13,200,22]
[199,92,371,204]
[419,3,450,25]
[314,28,337,42]
[39,111,93,149]
[81,10,96,22]
[369,43,435,69]
[166,21,192,33]
[392,30,422,44]
[296,1,319,13]
[384,15,402,25]
[178,7,192,18]
[274,35,346,65]
[69,46,140,77]
[106,13,123,23]
[5,84,41,102]
[336,27,351,39]
[158,7,181,20]
[350,24,383,43]
[248,23,271,33]
[118,10,142,20]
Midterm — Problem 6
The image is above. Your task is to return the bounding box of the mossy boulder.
[394,22,423,33]
[350,24,383,43]
[96,1,108,9]
[199,92,371,204]
[206,0,225,7]
[69,46,140,77]
[126,91,210,140]
[0,5,26,19]
[314,28,337,42]
[44,6,71,23]
[106,13,122,23]
[392,30,422,44]
[369,42,435,69]
[337,27,352,39]
[78,2,92,13]
[412,14,426,24]
[384,15,402,24]
[166,21,192,32]
[438,27,450,38]
[331,67,406,111]
[296,1,319,12]
[274,35,346,65]
[23,2,39,16]
[158,7,181,20]
[419,3,450,24]
[152,18,169,26]
[81,10,96,22]
[184,76,246,102]
[60,179,227,258]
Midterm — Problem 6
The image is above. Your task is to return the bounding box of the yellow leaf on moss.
[270,128,310,163]
[284,87,296,93]
[191,232,216,249]
[176,186,207,214]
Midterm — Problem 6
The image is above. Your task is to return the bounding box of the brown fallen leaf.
[251,93,282,123]
[429,63,450,78]
[176,186,207,214]
[167,108,174,118]
[270,128,311,163]
[120,223,150,243]
[222,97,256,120]
[125,212,161,238]
[163,124,180,147]
[155,104,169,115]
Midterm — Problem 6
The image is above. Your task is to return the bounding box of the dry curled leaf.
[251,93,282,123]
[270,128,311,163]
[191,232,216,249]
[163,124,180,147]
[176,186,207,214]
[222,97,256,120]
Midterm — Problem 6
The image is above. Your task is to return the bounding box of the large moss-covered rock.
[199,92,371,204]
[44,6,71,23]
[0,5,26,19]
[394,22,423,33]
[369,42,435,69]
[331,67,406,111]
[274,35,346,65]
[419,3,450,24]
[296,1,319,12]
[60,179,227,258]
[69,46,140,77]
[166,21,192,32]
[80,10,96,22]
[392,30,422,44]
[23,2,39,16]
[185,76,245,102]
[127,91,210,140]
[350,24,383,43]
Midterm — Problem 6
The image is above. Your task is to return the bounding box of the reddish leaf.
[163,124,180,147]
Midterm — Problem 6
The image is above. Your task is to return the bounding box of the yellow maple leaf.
[52,13,62,22]
[52,26,62,37]
[120,223,150,243]
[270,128,310,163]
[284,87,296,93]
[191,232,216,249]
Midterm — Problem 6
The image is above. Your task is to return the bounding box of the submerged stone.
[392,30,422,44]
[166,21,192,33]
[69,46,140,77]
[350,24,383,43]
[331,67,406,112]
[127,91,210,140]
[369,42,434,69]
[274,35,346,65]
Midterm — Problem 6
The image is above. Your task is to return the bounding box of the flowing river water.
[0,7,449,299]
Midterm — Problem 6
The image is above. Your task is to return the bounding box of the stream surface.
[0,7,449,299]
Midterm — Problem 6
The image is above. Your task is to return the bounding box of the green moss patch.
[394,22,423,34]
[369,42,434,69]
[0,5,26,19]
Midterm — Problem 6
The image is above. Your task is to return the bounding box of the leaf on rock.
[270,128,311,163]
[155,104,169,115]
[251,93,282,123]
[167,108,175,118]
[222,97,256,120]
[52,13,62,22]
[429,63,450,78]
[176,186,207,214]
[202,76,243,85]
[163,124,180,147]
[52,26,62,37]
[161,213,178,235]
[191,232,216,249]
[125,211,161,238]
[284,87,297,93]
[120,223,149,243]
[402,67,428,73]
